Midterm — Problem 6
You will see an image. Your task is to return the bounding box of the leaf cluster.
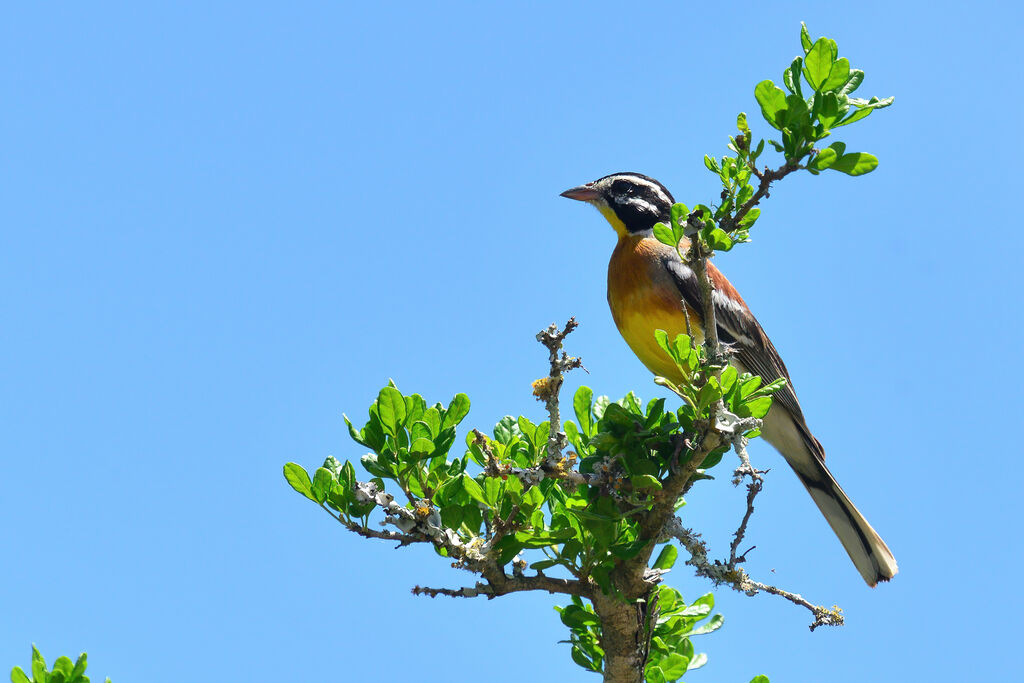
[654,23,893,261]
[10,648,108,683]
[755,22,893,173]
[283,332,785,676]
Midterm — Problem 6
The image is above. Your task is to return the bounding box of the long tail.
[792,456,898,586]
[760,408,898,586]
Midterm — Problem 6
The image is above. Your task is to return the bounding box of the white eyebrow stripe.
[621,176,670,204]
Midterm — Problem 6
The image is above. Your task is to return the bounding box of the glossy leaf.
[377,386,406,437]
[442,393,470,430]
[311,467,333,504]
[631,474,663,490]
[800,22,812,53]
[754,80,788,129]
[461,475,488,506]
[283,463,316,502]
[652,544,678,570]
[829,152,879,176]
[822,57,850,91]
[573,386,594,436]
[653,221,675,247]
[803,38,835,90]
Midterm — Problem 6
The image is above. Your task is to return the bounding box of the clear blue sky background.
[3,2,1021,681]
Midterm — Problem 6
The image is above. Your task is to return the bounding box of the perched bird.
[561,172,897,586]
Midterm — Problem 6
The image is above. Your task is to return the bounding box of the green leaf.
[377,386,406,437]
[360,452,391,479]
[560,604,601,628]
[810,146,838,170]
[803,38,835,91]
[11,668,31,683]
[283,463,317,502]
[833,95,894,128]
[739,396,773,419]
[817,91,841,129]
[689,613,724,635]
[410,437,435,458]
[707,228,733,251]
[432,475,464,506]
[822,57,850,92]
[611,538,650,560]
[782,93,809,129]
[573,386,594,436]
[484,475,502,507]
[31,647,46,682]
[517,415,537,444]
[534,421,550,451]
[669,203,689,234]
[71,654,87,680]
[800,22,812,53]
[840,69,864,96]
[530,559,558,570]
[646,665,668,683]
[404,393,426,425]
[754,80,788,130]
[829,152,879,176]
[750,676,771,683]
[652,544,678,570]
[343,414,365,446]
[783,56,804,97]
[681,601,712,618]
[653,329,676,363]
[442,393,470,430]
[52,657,73,677]
[311,467,333,504]
[739,207,760,228]
[409,420,432,444]
[671,334,692,366]
[659,653,690,678]
[493,415,517,444]
[439,504,463,529]
[703,155,720,174]
[571,646,599,672]
[826,141,846,158]
[652,221,675,247]
[461,474,488,506]
[630,474,663,490]
[736,112,749,134]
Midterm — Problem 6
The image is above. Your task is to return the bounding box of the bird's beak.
[560,183,600,202]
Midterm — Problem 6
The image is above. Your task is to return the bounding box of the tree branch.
[412,570,590,601]
[664,510,843,631]
[534,318,584,464]
[726,161,800,232]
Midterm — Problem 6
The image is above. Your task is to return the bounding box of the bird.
[561,172,897,586]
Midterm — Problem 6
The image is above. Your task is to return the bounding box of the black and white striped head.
[561,172,675,236]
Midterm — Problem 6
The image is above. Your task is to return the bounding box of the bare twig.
[411,583,487,598]
[727,161,800,232]
[534,318,584,463]
[728,477,763,566]
[664,515,843,631]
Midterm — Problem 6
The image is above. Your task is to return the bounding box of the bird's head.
[561,172,674,238]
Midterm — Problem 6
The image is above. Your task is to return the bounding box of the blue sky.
[2,2,1021,681]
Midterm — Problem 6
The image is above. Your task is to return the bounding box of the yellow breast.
[607,235,703,384]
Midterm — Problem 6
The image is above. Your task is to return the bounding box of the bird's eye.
[611,179,632,195]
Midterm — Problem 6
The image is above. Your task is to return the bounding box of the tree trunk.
[593,593,644,683]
